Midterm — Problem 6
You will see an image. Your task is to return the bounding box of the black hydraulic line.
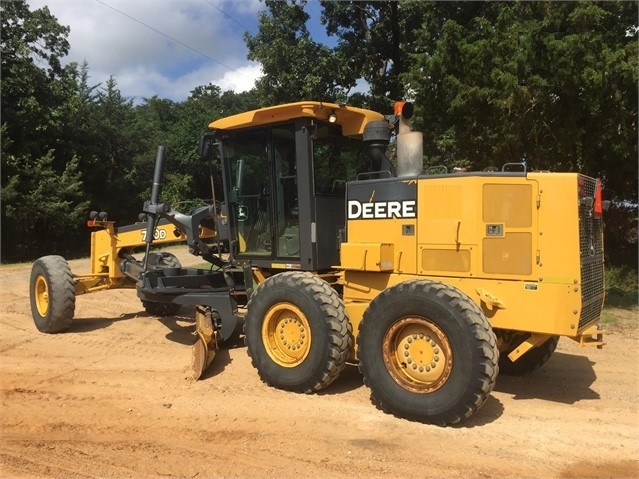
[143,146,166,271]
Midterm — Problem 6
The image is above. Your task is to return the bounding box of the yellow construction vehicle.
[30,101,607,425]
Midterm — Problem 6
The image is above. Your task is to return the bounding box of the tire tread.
[245,272,352,393]
[358,279,499,425]
[30,255,75,333]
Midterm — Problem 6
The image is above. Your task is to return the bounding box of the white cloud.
[214,63,263,93]
[26,0,265,102]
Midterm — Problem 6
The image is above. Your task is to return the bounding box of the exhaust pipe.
[395,102,423,177]
[397,131,423,177]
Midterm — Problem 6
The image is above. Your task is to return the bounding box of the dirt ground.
[1,246,638,479]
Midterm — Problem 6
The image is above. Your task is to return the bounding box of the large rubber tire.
[30,255,76,333]
[244,271,352,393]
[141,252,182,317]
[357,280,499,426]
[145,252,181,269]
[497,331,559,376]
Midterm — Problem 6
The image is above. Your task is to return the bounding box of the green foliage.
[604,203,638,269]
[605,265,639,308]
[321,0,414,111]
[1,1,88,261]
[245,0,349,103]
[599,309,619,326]
[1,0,75,161]
[1,151,89,259]
[402,1,638,199]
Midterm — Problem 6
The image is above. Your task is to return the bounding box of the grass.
[599,265,637,330]
[600,308,621,327]
[604,265,638,308]
[600,305,638,331]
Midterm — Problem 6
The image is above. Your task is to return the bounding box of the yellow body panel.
[89,221,187,277]
[340,242,395,271]
[209,101,385,137]
[529,172,583,284]
[341,172,604,357]
[343,271,583,336]
[79,220,216,295]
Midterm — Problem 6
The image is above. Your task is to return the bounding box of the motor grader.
[30,100,606,426]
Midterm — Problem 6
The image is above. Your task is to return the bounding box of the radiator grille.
[578,175,605,330]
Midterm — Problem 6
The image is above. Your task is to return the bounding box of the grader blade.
[189,306,220,380]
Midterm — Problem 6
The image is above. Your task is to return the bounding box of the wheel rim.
[34,274,50,317]
[382,317,453,393]
[261,303,311,367]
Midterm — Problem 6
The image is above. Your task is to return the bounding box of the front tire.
[357,280,499,426]
[30,255,76,333]
[244,271,352,393]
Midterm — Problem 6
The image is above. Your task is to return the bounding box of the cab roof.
[208,101,385,137]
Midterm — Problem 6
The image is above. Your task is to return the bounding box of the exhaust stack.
[395,102,423,177]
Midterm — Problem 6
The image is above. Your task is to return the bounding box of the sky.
[26,0,332,103]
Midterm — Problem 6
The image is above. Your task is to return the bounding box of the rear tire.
[357,280,499,425]
[30,255,75,333]
[244,271,352,393]
[141,252,182,316]
[496,331,559,375]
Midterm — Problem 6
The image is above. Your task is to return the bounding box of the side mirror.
[198,134,213,158]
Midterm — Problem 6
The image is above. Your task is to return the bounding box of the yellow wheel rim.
[34,274,50,317]
[261,303,311,367]
[383,317,453,393]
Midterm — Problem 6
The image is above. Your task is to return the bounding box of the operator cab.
[208,102,388,272]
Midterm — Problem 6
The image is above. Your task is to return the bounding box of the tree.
[1,150,89,259]
[320,0,418,111]
[403,1,638,197]
[1,1,88,261]
[1,0,73,160]
[245,0,349,104]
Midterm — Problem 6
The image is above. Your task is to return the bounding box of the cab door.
[220,125,299,265]
[221,128,270,258]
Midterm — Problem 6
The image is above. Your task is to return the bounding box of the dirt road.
[1,247,638,479]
